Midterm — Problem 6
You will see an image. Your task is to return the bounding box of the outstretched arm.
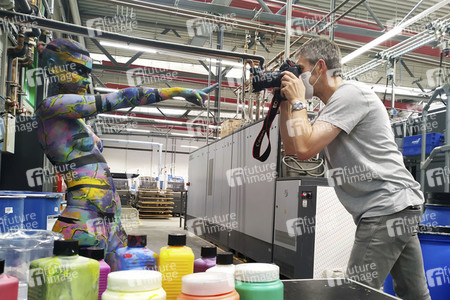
[37,85,217,120]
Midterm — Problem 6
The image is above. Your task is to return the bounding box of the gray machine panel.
[229,116,279,261]
[273,179,356,279]
[187,146,208,220]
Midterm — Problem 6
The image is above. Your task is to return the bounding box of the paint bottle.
[234,263,283,300]
[102,270,166,300]
[159,234,194,300]
[28,239,100,300]
[193,246,217,273]
[79,247,111,300]
[116,235,158,271]
[0,259,19,300]
[205,252,235,275]
[177,272,239,300]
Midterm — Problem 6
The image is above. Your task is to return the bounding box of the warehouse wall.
[100,134,206,181]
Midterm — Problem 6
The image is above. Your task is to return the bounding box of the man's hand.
[281,71,306,106]
[181,83,218,107]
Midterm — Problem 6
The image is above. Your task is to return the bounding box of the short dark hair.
[296,38,342,72]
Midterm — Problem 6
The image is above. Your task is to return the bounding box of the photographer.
[279,38,430,300]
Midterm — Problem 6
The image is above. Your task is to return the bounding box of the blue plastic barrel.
[384,192,450,300]
[0,191,62,230]
[0,194,25,233]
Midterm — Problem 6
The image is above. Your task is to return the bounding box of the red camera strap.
[252,91,281,162]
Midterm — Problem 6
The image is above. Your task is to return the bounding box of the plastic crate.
[402,133,445,156]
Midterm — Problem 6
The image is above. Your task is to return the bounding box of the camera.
[250,60,302,93]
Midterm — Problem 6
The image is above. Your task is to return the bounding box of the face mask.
[300,61,321,100]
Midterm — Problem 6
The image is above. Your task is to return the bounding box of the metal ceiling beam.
[362,2,385,32]
[256,0,272,14]
[0,10,265,65]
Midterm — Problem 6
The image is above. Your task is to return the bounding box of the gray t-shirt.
[316,80,424,224]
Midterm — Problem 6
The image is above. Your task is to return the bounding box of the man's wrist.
[290,100,307,113]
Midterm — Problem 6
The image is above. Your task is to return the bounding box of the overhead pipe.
[14,0,32,14]
[0,10,266,66]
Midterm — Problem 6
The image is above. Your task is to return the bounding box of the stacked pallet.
[137,189,174,218]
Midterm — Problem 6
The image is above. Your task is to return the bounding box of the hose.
[282,155,326,177]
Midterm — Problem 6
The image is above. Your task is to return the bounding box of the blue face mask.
[300,61,321,100]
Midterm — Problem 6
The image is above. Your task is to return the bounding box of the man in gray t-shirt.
[279,38,430,300]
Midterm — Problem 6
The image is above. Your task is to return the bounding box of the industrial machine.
[187,117,356,278]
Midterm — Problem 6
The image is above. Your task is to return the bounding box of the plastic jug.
[234,263,283,300]
[28,239,100,300]
[0,259,19,300]
[0,229,63,300]
[159,234,194,300]
[177,272,239,300]
[194,246,217,273]
[206,252,235,275]
[102,270,166,300]
[79,247,111,300]
[116,234,158,271]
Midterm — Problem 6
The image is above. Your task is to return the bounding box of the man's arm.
[280,72,341,160]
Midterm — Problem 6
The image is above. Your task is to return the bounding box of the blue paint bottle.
[116,235,158,271]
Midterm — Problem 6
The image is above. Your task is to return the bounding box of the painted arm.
[37,85,217,120]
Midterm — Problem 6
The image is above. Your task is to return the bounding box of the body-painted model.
[36,39,215,268]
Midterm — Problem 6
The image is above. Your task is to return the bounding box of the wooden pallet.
[137,188,175,218]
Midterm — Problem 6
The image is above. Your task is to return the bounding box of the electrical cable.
[282,155,325,177]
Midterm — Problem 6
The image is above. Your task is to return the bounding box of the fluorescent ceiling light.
[180,145,199,149]
[171,132,194,137]
[100,40,158,53]
[341,0,450,64]
[95,87,119,93]
[125,128,151,133]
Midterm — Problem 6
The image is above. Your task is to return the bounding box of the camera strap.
[252,91,282,162]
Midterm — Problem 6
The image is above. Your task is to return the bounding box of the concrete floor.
[125,217,237,261]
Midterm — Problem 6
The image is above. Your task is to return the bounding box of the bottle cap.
[168,233,186,246]
[0,259,4,274]
[201,246,217,258]
[127,235,147,247]
[106,270,162,292]
[181,272,234,296]
[53,240,79,256]
[235,263,280,283]
[217,252,233,265]
[79,247,105,260]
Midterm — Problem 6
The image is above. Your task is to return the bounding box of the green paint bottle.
[28,239,100,300]
[235,263,284,300]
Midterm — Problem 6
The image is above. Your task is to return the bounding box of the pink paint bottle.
[0,259,19,300]
[79,247,111,300]
[194,246,217,273]
[177,272,239,300]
